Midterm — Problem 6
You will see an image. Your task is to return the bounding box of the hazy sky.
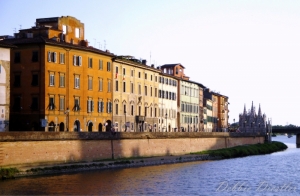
[1,0,300,125]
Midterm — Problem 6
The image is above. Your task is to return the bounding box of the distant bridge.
[272,127,300,146]
[272,128,300,134]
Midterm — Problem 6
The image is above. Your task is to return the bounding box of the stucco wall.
[0,132,265,167]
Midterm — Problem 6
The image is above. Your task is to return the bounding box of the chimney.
[151,64,154,68]
[142,59,147,65]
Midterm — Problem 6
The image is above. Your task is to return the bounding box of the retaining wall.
[0,132,265,167]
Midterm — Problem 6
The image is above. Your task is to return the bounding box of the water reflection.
[0,135,299,195]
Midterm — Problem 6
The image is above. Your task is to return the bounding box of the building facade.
[0,43,15,131]
[3,16,114,132]
[158,73,178,132]
[112,57,160,132]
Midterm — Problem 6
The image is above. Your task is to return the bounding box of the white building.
[0,42,15,131]
[158,74,178,132]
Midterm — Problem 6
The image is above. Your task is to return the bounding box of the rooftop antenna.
[13,28,16,33]
[104,40,106,50]
[94,39,96,47]
[150,51,151,65]
[19,25,22,30]
[97,42,100,49]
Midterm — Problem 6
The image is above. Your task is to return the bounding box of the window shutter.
[79,56,82,66]
[48,51,51,62]
[101,102,104,112]
[73,55,76,65]
[87,100,90,112]
[92,100,94,112]
[53,52,57,63]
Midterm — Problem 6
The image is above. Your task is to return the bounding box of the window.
[14,52,20,63]
[151,75,153,81]
[31,97,38,111]
[74,75,80,89]
[60,53,65,64]
[75,28,80,38]
[123,81,126,92]
[88,77,93,90]
[150,87,152,96]
[49,73,55,86]
[73,55,82,66]
[59,73,65,87]
[31,74,38,86]
[99,60,103,70]
[155,88,157,97]
[155,108,157,117]
[138,72,141,78]
[14,74,21,87]
[123,68,126,76]
[107,101,112,113]
[88,57,93,68]
[49,96,55,110]
[107,62,111,71]
[108,80,111,92]
[48,51,57,63]
[138,84,141,95]
[99,78,103,91]
[13,96,21,111]
[32,51,38,62]
[59,96,65,111]
[131,70,134,77]
[130,82,134,94]
[145,73,147,80]
[155,76,157,82]
[115,80,119,91]
[131,105,134,116]
[115,103,118,115]
[62,25,67,34]
[138,106,141,116]
[98,100,104,113]
[145,86,147,96]
[74,97,80,111]
[145,107,147,117]
[87,99,94,113]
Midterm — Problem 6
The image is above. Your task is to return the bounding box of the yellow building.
[112,56,160,132]
[3,16,114,132]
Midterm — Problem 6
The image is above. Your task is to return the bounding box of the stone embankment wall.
[0,132,265,167]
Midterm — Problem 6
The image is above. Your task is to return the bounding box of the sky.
[1,0,300,126]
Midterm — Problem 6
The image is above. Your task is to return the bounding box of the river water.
[0,135,299,195]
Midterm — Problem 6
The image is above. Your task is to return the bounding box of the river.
[0,135,298,195]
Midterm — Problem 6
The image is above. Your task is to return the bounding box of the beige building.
[112,57,160,132]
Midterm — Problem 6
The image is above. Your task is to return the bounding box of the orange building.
[2,16,114,132]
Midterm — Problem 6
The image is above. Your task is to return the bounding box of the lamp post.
[124,109,127,132]
[65,108,70,132]
[165,113,168,132]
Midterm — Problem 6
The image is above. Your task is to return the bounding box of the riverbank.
[0,141,287,180]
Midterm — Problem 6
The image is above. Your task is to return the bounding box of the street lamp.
[165,113,168,132]
[64,108,70,131]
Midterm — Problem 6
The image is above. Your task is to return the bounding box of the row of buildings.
[0,16,229,132]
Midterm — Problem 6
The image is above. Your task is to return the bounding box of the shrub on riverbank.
[0,168,19,179]
[191,141,287,159]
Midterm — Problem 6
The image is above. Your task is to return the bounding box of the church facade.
[238,102,271,133]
